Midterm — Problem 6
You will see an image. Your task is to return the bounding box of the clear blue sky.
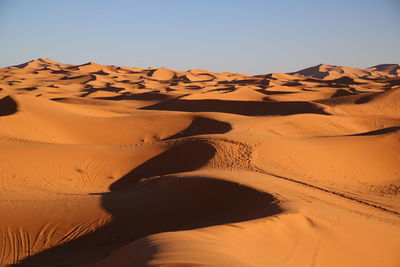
[0,0,399,74]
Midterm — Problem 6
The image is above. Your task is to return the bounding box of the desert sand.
[0,58,399,266]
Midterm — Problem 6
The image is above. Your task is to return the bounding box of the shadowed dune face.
[13,176,282,266]
[331,89,358,98]
[110,140,217,190]
[164,116,232,140]
[93,91,170,101]
[0,96,18,116]
[141,99,330,116]
[347,126,400,136]
[104,176,282,237]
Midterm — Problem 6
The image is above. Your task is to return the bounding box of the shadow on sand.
[0,96,18,116]
[164,117,232,140]
[13,140,282,266]
[140,99,329,116]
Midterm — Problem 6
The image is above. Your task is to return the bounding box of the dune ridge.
[0,59,399,267]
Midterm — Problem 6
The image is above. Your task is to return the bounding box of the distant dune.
[0,58,399,266]
[289,63,400,80]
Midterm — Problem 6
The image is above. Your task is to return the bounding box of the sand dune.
[367,64,400,76]
[290,63,400,80]
[0,59,399,266]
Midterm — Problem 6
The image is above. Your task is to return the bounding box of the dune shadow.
[60,74,96,82]
[94,92,169,101]
[110,140,216,190]
[327,76,363,85]
[206,86,235,94]
[261,90,298,95]
[281,81,303,87]
[13,140,282,266]
[354,93,377,104]
[90,70,109,76]
[18,87,38,92]
[51,70,70,75]
[0,96,18,116]
[86,85,125,93]
[164,117,232,140]
[331,89,358,98]
[347,126,400,136]
[141,99,329,116]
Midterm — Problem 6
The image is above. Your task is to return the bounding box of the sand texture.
[0,58,399,266]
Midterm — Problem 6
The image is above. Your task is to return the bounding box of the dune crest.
[0,59,399,267]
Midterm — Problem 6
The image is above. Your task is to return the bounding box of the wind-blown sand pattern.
[0,58,399,266]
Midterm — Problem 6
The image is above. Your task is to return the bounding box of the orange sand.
[0,58,399,266]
